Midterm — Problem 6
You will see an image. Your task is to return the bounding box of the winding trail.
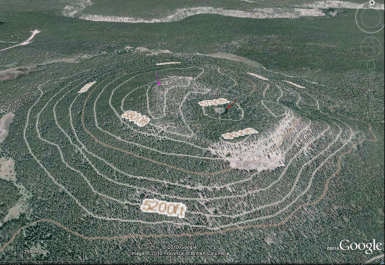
[365,253,384,264]
[0,30,40,52]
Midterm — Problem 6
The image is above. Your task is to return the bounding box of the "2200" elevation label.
[140,199,187,219]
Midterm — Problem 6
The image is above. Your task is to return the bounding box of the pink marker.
[156,72,160,86]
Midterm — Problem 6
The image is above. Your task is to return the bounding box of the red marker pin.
[226,99,237,110]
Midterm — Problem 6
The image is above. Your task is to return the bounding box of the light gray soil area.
[0,113,15,143]
[0,68,32,81]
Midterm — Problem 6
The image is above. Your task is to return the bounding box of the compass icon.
[369,0,376,8]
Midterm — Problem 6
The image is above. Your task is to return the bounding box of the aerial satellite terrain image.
[0,0,384,264]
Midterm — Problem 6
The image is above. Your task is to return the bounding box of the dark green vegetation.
[0,2,383,265]
[0,8,383,110]
[0,181,20,221]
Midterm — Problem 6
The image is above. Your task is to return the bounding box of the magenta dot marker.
[156,72,160,86]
